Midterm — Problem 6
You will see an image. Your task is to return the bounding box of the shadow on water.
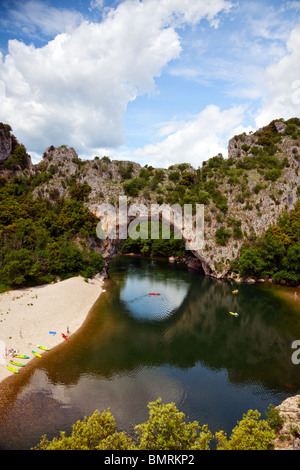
[1,255,300,449]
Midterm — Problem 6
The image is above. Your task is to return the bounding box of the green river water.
[0,255,300,449]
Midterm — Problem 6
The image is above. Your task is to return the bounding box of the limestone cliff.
[0,124,12,163]
[273,395,300,450]
[0,123,32,170]
[1,118,299,279]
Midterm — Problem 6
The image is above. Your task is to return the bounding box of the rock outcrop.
[0,124,13,163]
[274,395,300,450]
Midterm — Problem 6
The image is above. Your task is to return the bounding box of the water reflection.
[0,256,300,449]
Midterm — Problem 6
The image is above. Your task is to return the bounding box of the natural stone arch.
[91,198,210,275]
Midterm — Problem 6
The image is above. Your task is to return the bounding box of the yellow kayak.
[229,311,239,317]
[37,345,50,351]
[32,350,42,358]
[10,360,25,367]
[13,354,29,359]
[6,365,19,374]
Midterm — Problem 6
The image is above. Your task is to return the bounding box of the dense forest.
[0,170,104,290]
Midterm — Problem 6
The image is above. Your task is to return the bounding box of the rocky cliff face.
[1,118,299,279]
[0,123,32,170]
[273,395,300,450]
[0,124,13,163]
[198,121,300,279]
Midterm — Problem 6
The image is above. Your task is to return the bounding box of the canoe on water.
[12,354,29,359]
[6,365,19,374]
[37,345,50,351]
[10,360,25,367]
[232,290,238,294]
[32,350,42,358]
[229,311,239,317]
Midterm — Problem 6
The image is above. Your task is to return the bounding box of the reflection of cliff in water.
[41,257,300,394]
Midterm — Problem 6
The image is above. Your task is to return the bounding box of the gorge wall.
[0,118,300,280]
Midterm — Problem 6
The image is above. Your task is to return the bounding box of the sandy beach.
[0,276,105,384]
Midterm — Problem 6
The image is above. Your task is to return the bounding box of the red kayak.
[149,293,160,295]
[61,333,69,341]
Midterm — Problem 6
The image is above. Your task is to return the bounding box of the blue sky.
[0,0,300,167]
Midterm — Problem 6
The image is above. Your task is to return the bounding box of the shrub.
[265,405,284,433]
[215,409,275,450]
[34,400,276,451]
[215,226,231,245]
[264,168,281,181]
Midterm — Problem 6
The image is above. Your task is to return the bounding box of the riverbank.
[0,275,105,384]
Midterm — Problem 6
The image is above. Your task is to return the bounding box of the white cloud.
[5,0,84,38]
[0,0,232,158]
[89,0,105,10]
[134,104,252,168]
[255,21,300,128]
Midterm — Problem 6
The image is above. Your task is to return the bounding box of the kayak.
[6,365,19,374]
[61,333,69,341]
[10,360,25,367]
[13,354,29,359]
[229,311,239,317]
[149,293,160,295]
[32,350,42,358]
[37,345,50,351]
[232,290,238,294]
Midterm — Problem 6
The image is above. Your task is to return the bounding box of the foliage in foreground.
[33,398,276,450]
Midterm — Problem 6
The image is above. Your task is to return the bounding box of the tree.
[0,249,36,286]
[34,398,213,451]
[215,409,275,450]
[34,399,278,451]
[34,409,136,450]
[238,247,265,278]
[135,398,213,450]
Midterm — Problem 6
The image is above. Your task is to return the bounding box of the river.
[0,255,300,449]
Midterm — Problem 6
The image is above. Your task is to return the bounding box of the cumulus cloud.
[134,104,252,168]
[255,21,300,128]
[0,0,232,158]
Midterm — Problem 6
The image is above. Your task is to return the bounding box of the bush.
[215,410,275,450]
[215,226,231,245]
[34,399,276,451]
[123,177,145,197]
[264,168,281,181]
[265,404,284,433]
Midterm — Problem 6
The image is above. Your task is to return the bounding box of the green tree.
[215,409,275,450]
[0,249,36,285]
[135,398,213,450]
[34,409,136,450]
[34,400,278,451]
[238,247,265,278]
